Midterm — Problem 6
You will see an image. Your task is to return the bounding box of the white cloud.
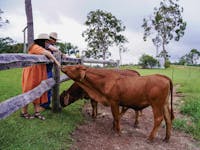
[0,12,26,42]
[0,0,200,64]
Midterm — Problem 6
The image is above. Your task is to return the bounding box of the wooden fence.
[0,53,118,120]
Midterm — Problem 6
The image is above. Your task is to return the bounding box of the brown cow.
[60,69,142,127]
[61,65,174,142]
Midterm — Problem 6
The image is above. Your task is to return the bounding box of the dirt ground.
[69,89,200,150]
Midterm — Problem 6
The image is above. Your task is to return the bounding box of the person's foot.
[34,112,45,120]
[20,113,35,119]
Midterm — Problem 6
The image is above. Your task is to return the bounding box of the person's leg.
[40,68,53,109]
[21,105,28,114]
[34,103,45,120]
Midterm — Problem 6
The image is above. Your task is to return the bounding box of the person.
[40,32,60,110]
[21,33,61,120]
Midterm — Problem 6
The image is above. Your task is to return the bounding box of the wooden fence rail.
[0,53,118,120]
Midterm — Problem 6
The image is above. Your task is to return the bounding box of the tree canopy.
[142,0,186,64]
[139,54,158,69]
[82,9,127,59]
[0,37,24,53]
[57,42,79,56]
[179,49,200,65]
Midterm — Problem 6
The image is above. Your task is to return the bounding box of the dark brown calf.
[60,82,98,118]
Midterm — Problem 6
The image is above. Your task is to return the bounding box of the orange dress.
[22,44,48,104]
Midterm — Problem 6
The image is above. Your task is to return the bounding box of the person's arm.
[42,50,61,68]
[48,44,59,52]
[47,44,65,57]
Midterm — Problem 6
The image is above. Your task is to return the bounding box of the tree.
[179,49,200,65]
[0,37,14,53]
[139,54,158,69]
[142,0,186,65]
[25,0,34,47]
[82,9,127,60]
[0,9,9,27]
[57,42,78,56]
[0,37,24,53]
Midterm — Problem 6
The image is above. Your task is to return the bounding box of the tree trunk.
[119,49,122,66]
[25,0,34,47]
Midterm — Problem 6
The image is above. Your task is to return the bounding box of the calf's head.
[60,90,70,107]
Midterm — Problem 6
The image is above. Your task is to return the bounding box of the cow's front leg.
[110,101,120,134]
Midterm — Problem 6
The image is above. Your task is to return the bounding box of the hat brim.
[49,36,60,41]
[34,38,49,40]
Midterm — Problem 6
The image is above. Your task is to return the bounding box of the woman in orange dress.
[21,33,60,120]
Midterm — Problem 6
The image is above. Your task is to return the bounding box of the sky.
[0,0,199,64]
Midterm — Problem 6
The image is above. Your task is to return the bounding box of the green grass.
[0,65,200,149]
[121,65,200,140]
[0,68,84,150]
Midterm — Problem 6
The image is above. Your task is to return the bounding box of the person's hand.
[55,60,61,69]
[49,45,59,52]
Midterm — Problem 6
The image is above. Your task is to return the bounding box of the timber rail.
[0,53,118,119]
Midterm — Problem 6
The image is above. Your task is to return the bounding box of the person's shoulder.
[29,44,45,54]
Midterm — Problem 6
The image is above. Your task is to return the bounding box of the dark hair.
[34,39,46,48]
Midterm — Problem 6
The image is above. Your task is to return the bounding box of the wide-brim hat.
[49,32,60,41]
[34,33,49,40]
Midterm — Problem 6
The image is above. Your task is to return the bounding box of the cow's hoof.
[113,132,121,137]
[162,137,169,143]
[146,137,154,143]
[134,124,139,128]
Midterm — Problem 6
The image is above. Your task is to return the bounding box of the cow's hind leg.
[163,104,172,142]
[119,107,129,119]
[134,110,139,128]
[90,99,98,118]
[148,107,164,142]
[110,101,120,134]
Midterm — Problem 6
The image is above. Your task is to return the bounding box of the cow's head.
[61,65,87,82]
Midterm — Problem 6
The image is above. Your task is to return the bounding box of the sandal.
[20,113,35,119]
[34,112,45,120]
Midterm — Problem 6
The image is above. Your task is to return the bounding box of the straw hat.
[49,32,60,40]
[34,33,49,40]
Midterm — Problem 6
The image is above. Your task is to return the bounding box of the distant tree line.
[0,37,23,53]
[138,48,200,69]
[0,36,79,56]
[177,49,200,65]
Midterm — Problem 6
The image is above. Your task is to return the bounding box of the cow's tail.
[169,78,175,120]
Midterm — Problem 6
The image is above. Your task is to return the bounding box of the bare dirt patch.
[69,88,200,150]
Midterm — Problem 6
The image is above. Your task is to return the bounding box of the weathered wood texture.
[0,78,55,119]
[0,53,118,119]
[83,58,118,66]
[0,54,52,70]
[0,54,118,71]
[59,74,70,83]
[52,52,61,112]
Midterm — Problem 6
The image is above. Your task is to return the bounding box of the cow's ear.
[80,70,86,81]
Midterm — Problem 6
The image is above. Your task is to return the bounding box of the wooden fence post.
[52,52,62,112]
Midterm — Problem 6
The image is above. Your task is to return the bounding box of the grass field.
[0,65,200,149]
